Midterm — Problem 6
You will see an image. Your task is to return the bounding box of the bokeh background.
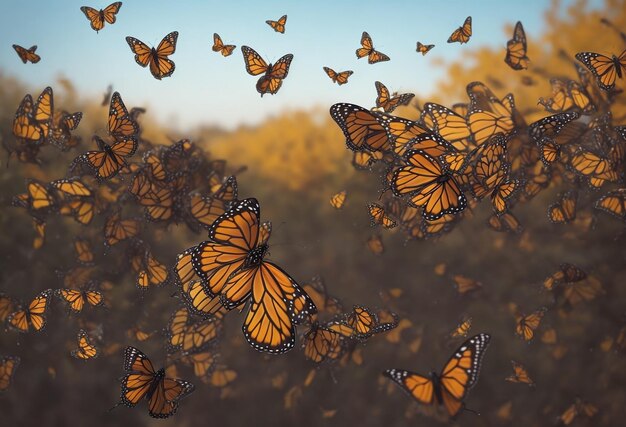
[1,0,626,426]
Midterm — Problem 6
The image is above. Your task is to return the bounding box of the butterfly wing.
[438,333,491,416]
[0,356,20,391]
[241,46,269,76]
[447,16,472,44]
[266,14,287,33]
[383,369,436,405]
[356,31,373,58]
[72,329,99,360]
[13,44,40,63]
[126,36,153,68]
[329,103,392,152]
[102,2,122,24]
[505,21,529,70]
[242,261,316,354]
[120,346,157,406]
[257,53,293,96]
[148,377,194,418]
[108,92,139,142]
[150,31,178,79]
[575,51,618,90]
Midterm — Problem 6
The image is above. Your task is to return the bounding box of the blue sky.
[0,0,600,130]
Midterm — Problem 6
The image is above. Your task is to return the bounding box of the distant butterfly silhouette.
[0,356,20,391]
[241,46,293,96]
[212,33,236,57]
[12,44,40,63]
[126,31,179,79]
[356,32,390,64]
[323,67,353,85]
[447,16,472,44]
[266,14,287,33]
[416,42,434,55]
[80,2,122,32]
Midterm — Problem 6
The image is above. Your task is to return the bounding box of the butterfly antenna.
[462,405,481,416]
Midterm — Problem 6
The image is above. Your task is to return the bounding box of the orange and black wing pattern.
[212,33,236,57]
[323,67,353,85]
[356,31,390,64]
[126,31,178,79]
[447,16,472,44]
[6,289,53,333]
[0,356,20,392]
[266,14,287,33]
[575,49,626,90]
[80,2,122,32]
[13,44,40,63]
[241,46,293,96]
[504,21,529,70]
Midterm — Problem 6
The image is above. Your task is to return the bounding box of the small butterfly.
[126,31,179,80]
[356,31,390,64]
[80,2,122,32]
[266,14,287,33]
[323,67,353,85]
[212,33,236,57]
[241,46,293,96]
[447,16,472,44]
[12,44,40,63]
[416,42,434,55]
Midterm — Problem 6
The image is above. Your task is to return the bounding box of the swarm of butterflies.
[4,3,626,424]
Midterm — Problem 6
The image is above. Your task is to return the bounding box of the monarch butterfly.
[13,179,56,212]
[166,307,222,354]
[73,237,95,264]
[13,44,41,64]
[367,203,397,228]
[595,188,626,221]
[355,31,390,64]
[416,42,434,55]
[471,138,517,214]
[187,193,227,230]
[447,16,472,44]
[548,190,577,224]
[136,251,169,290]
[72,329,99,360]
[204,365,237,387]
[467,108,515,146]
[543,263,587,291]
[452,275,482,295]
[528,111,581,142]
[515,307,546,341]
[80,2,122,32]
[301,276,343,317]
[570,149,618,188]
[180,351,217,379]
[126,31,178,80]
[241,46,293,96]
[383,333,491,418]
[138,184,175,222]
[266,14,287,33]
[575,49,626,90]
[329,191,347,209]
[118,346,195,418]
[380,117,439,157]
[59,197,96,225]
[504,21,529,70]
[50,110,82,150]
[366,234,384,255]
[391,150,467,220]
[487,211,523,233]
[323,67,353,85]
[103,210,140,246]
[190,198,316,353]
[374,81,415,114]
[0,356,20,392]
[560,276,603,306]
[56,285,104,314]
[450,317,472,338]
[6,289,53,333]
[558,398,598,425]
[12,87,53,143]
[505,360,534,386]
[212,33,236,57]
[302,322,347,364]
[330,103,392,152]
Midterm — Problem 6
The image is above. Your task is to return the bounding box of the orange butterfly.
[323,67,353,85]
[374,81,415,113]
[12,44,40,63]
[80,2,122,32]
[384,333,491,418]
[416,42,434,55]
[241,46,293,96]
[126,31,178,79]
[356,32,390,64]
[212,33,236,57]
[266,14,287,33]
[447,16,472,44]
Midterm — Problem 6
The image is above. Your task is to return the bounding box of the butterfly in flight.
[374,81,415,113]
[13,44,40,63]
[323,67,353,85]
[212,33,236,57]
[504,21,529,70]
[6,289,53,333]
[80,2,122,32]
[190,198,316,353]
[71,329,99,360]
[575,49,626,90]
[356,32,390,64]
[384,333,491,418]
[447,16,472,44]
[416,42,435,55]
[266,14,287,33]
[0,356,20,392]
[117,346,195,418]
[241,46,293,96]
[126,31,179,79]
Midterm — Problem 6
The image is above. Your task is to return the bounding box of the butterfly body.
[80,2,122,32]
[241,46,293,96]
[126,32,178,80]
[13,45,40,63]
